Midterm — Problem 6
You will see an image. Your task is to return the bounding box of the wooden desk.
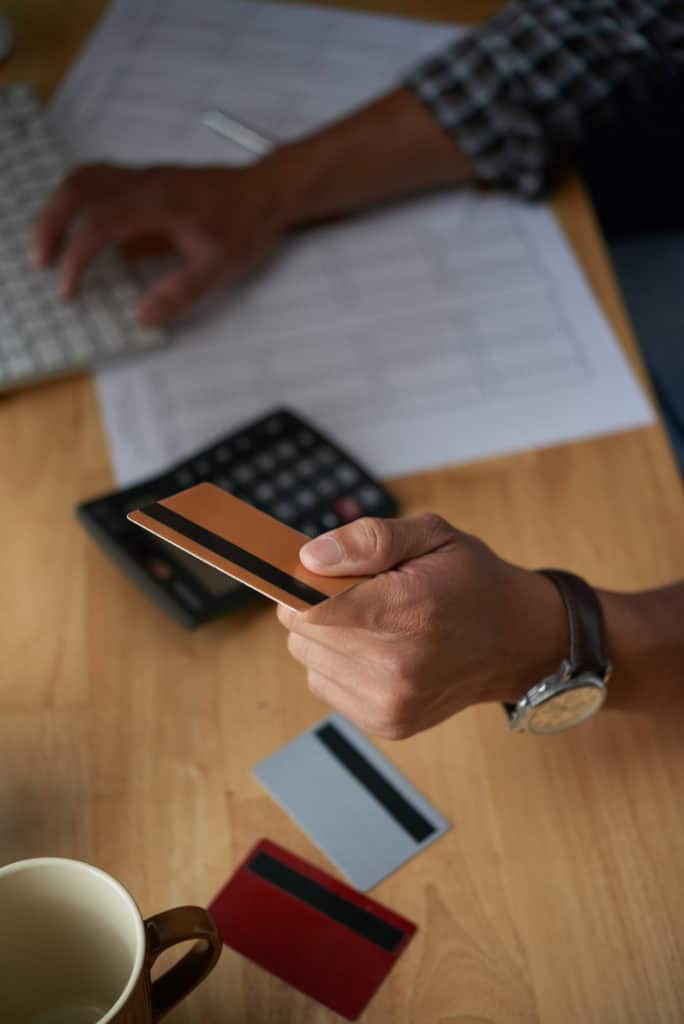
[1,4,683,1022]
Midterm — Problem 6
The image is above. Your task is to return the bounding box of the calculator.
[77,408,398,627]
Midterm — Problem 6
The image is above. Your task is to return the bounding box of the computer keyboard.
[0,83,166,393]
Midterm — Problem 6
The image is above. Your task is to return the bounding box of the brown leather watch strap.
[538,568,610,676]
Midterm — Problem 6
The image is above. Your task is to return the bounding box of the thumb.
[299,513,454,576]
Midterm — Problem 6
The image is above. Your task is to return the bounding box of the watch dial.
[528,684,605,735]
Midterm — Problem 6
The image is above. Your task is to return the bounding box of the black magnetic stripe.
[315,723,436,843]
[247,850,405,952]
[141,503,327,606]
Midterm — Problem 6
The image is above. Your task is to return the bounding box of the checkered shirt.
[405,0,684,197]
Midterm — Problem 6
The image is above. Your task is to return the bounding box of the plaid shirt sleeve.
[405,0,684,197]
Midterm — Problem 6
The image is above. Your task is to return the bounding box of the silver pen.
[200,109,274,156]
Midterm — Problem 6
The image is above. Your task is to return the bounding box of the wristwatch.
[504,569,612,735]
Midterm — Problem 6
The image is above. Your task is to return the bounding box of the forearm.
[262,87,477,229]
[495,575,684,713]
[598,582,684,711]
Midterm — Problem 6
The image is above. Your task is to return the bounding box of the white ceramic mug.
[0,858,221,1023]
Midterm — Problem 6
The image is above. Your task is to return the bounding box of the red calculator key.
[335,495,362,522]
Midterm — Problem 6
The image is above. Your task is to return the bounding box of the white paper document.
[50,0,653,485]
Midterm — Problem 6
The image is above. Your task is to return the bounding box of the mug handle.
[144,905,222,1020]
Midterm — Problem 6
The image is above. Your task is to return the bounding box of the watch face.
[528,683,606,735]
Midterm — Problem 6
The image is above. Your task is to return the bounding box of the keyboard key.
[320,512,340,530]
[0,333,23,354]
[6,352,35,378]
[34,341,65,369]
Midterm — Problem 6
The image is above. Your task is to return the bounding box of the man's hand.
[32,89,475,327]
[33,162,293,326]
[277,515,567,739]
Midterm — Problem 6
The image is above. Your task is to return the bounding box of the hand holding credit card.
[128,482,365,611]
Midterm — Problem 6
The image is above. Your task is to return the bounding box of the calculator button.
[358,484,384,508]
[147,557,174,581]
[295,458,316,478]
[255,452,276,472]
[314,445,336,466]
[234,463,255,484]
[254,481,276,503]
[275,440,297,460]
[194,458,212,476]
[276,469,296,489]
[215,475,234,492]
[320,512,340,530]
[296,488,316,509]
[335,496,362,521]
[315,477,337,498]
[214,446,231,463]
[175,469,193,488]
[335,463,360,486]
[273,500,297,523]
[300,521,318,537]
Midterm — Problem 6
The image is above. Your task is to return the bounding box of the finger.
[276,603,298,630]
[59,211,159,297]
[299,513,454,577]
[305,670,408,740]
[278,556,409,638]
[287,631,363,689]
[137,258,225,325]
[33,178,86,268]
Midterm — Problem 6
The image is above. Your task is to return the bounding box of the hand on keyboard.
[0,83,166,390]
[34,162,294,326]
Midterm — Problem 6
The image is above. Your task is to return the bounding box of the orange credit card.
[127,482,362,612]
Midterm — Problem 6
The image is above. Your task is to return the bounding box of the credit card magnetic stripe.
[248,849,405,951]
[315,722,436,843]
[139,501,328,606]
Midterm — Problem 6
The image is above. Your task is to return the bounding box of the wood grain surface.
[1,3,683,1022]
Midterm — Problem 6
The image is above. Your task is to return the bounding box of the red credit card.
[209,839,417,1020]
